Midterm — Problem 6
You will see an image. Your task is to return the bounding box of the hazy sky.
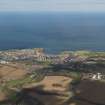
[0,0,105,12]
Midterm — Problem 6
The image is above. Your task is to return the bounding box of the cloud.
[0,0,105,11]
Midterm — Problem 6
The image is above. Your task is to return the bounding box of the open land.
[0,48,105,105]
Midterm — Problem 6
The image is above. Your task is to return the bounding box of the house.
[0,60,9,64]
[92,73,102,80]
[82,72,105,81]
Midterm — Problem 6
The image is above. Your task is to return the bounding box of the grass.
[0,73,41,104]
[77,51,105,58]
[0,70,46,92]
[0,75,36,93]
[5,76,34,88]
[6,90,18,102]
[67,71,81,85]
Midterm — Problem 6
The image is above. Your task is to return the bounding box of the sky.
[0,0,105,12]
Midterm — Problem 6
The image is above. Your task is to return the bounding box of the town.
[0,48,105,81]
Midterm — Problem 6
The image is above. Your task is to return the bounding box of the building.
[82,73,105,81]
[0,60,9,64]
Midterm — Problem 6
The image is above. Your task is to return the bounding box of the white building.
[0,60,9,64]
[92,73,102,80]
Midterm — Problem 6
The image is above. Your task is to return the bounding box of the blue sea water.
[0,12,105,53]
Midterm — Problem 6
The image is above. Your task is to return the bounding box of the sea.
[0,12,105,53]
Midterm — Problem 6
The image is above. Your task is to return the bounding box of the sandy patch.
[34,76,72,91]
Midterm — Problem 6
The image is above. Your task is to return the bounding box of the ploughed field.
[71,80,105,105]
[0,64,26,81]
[23,76,73,105]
